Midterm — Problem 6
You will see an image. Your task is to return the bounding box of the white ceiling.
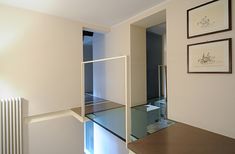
[0,0,165,27]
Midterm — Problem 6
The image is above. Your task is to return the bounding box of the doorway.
[146,22,167,119]
[130,10,173,140]
[146,23,166,100]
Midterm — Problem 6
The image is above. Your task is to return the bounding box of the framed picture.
[187,0,232,38]
[187,38,232,73]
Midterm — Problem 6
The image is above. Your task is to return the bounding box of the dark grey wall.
[83,43,93,94]
[146,31,163,99]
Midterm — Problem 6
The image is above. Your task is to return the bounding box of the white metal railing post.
[124,55,131,145]
[81,63,85,119]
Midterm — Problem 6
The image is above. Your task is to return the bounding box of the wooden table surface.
[128,122,235,154]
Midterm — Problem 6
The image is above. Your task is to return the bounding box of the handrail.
[24,109,88,124]
[82,55,127,64]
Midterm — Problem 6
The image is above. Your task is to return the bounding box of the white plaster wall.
[167,0,235,139]
[92,32,128,153]
[130,25,147,106]
[93,33,126,104]
[0,5,83,116]
[104,24,131,105]
[107,0,235,139]
[0,5,85,154]
[92,33,107,99]
[1,1,235,154]
[93,123,128,154]
[24,116,84,154]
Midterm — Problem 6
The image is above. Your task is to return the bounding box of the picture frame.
[187,0,232,38]
[187,38,232,73]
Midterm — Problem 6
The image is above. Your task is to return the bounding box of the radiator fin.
[0,98,23,154]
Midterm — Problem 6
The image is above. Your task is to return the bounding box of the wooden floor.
[128,122,235,154]
[71,101,124,116]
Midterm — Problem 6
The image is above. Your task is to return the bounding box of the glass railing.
[82,55,175,154]
[131,98,175,140]
[86,106,126,141]
[85,98,175,142]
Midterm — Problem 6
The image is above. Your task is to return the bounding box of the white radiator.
[0,97,23,154]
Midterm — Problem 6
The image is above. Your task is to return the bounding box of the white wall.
[105,24,131,105]
[0,5,85,154]
[93,33,126,104]
[93,123,128,154]
[0,4,128,154]
[107,0,235,139]
[1,1,235,154]
[92,32,128,154]
[0,5,83,116]
[167,0,235,139]
[24,116,84,154]
[92,33,107,99]
[130,25,146,106]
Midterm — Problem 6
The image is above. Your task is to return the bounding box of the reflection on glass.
[131,98,174,140]
[86,107,126,141]
[85,98,175,143]
[85,121,94,154]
